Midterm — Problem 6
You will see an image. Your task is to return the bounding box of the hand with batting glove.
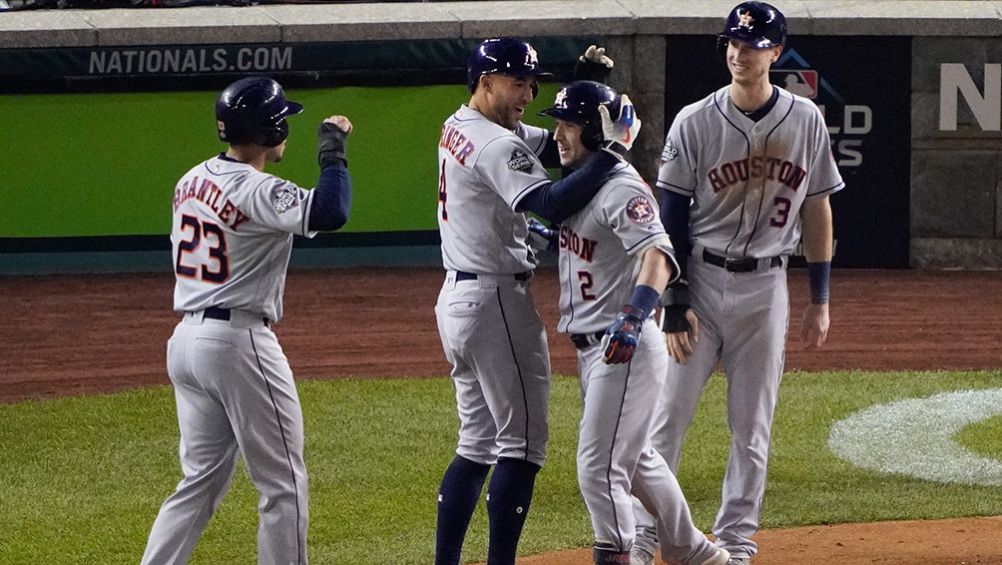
[660,279,700,364]
[573,45,614,83]
[602,306,643,364]
[527,218,558,251]
[317,115,352,169]
[598,94,641,158]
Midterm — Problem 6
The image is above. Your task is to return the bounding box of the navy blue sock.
[485,457,541,565]
[435,455,491,565]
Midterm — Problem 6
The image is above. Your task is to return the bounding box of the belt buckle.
[724,257,743,271]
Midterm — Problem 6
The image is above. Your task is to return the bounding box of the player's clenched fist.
[317,115,352,168]
[602,307,643,364]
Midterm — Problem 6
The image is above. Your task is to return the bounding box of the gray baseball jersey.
[657,85,844,257]
[172,154,318,323]
[557,162,719,563]
[144,153,313,565]
[634,85,844,561]
[435,104,553,468]
[438,105,550,275]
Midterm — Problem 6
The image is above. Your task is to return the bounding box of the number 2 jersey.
[437,105,551,274]
[557,162,679,335]
[658,85,845,258]
[171,154,318,323]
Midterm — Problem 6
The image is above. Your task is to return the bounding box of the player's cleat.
[698,547,731,565]
[629,546,654,565]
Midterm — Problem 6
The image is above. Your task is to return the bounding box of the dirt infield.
[2,267,1001,563]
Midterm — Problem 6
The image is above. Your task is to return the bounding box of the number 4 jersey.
[171,154,317,323]
[658,85,845,259]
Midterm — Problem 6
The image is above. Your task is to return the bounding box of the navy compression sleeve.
[516,151,619,224]
[660,190,692,276]
[308,163,352,231]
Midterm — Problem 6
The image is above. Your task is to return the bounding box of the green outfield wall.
[2,84,560,239]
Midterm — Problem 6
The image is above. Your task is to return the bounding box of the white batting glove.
[598,94,641,156]
[580,45,614,69]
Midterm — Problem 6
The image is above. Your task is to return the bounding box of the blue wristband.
[808,262,831,305]
[627,285,661,320]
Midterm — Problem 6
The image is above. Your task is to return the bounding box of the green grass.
[1,370,1000,564]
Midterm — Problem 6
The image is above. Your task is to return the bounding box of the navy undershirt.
[738,86,780,122]
[515,150,619,224]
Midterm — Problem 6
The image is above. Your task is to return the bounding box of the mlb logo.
[771,69,818,99]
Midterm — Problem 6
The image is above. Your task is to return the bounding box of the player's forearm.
[800,196,833,262]
[637,248,672,293]
[308,164,352,231]
[516,150,619,224]
[660,190,692,276]
[801,196,834,304]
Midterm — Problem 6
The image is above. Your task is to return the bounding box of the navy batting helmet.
[467,37,543,93]
[717,1,787,57]
[215,77,303,147]
[538,80,619,151]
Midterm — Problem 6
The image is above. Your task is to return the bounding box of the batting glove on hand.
[598,94,641,157]
[317,118,351,169]
[527,218,559,251]
[602,306,642,364]
[660,280,691,333]
[572,45,614,83]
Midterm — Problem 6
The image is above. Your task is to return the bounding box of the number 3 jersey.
[437,105,551,275]
[658,85,845,258]
[171,154,318,323]
[557,162,679,335]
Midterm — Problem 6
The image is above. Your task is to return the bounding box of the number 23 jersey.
[171,154,317,323]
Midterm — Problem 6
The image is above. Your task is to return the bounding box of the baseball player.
[631,3,844,564]
[434,38,637,565]
[141,76,353,565]
[534,80,731,565]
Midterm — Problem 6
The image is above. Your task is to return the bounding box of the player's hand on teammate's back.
[800,303,830,350]
[317,115,352,168]
[573,45,614,83]
[602,307,643,364]
[598,94,641,157]
[527,218,559,251]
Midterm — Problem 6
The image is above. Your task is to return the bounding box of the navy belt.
[702,249,783,273]
[570,331,606,350]
[202,306,269,326]
[456,271,532,282]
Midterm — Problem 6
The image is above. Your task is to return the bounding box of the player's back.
[171,154,314,323]
[437,105,548,275]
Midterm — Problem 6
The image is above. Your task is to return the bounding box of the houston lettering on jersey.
[173,176,251,231]
[708,156,807,193]
[559,225,597,263]
[439,123,476,165]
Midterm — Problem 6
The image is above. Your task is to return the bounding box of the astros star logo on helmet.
[738,10,755,28]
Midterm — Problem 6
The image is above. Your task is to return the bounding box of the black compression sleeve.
[516,151,619,224]
[308,163,352,231]
[537,132,561,169]
[661,190,692,276]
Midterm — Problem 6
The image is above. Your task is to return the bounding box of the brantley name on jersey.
[173,175,250,230]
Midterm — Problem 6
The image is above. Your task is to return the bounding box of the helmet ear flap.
[581,121,603,152]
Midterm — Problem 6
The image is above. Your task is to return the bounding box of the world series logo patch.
[626,196,656,224]
[507,149,534,172]
[273,184,301,214]
[661,137,679,163]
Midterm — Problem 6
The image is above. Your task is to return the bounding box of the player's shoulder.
[601,162,653,199]
[448,105,519,142]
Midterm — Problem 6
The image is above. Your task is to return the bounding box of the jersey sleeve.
[516,122,551,157]
[600,182,674,257]
[655,114,699,196]
[243,175,317,237]
[474,135,551,210]
[806,104,846,198]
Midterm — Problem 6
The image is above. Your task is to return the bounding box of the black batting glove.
[661,279,692,333]
[317,122,349,169]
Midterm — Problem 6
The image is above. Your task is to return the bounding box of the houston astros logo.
[738,10,755,28]
[554,88,569,109]
[626,196,655,224]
